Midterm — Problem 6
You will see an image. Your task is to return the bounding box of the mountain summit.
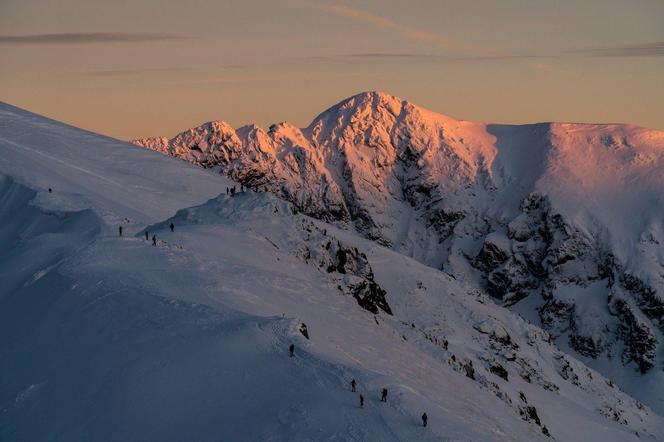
[133,92,664,411]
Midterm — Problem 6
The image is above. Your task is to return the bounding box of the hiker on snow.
[152,235,157,246]
[170,222,174,232]
[289,344,294,357]
[380,388,388,402]
[119,226,123,237]
[422,412,428,427]
[359,394,364,408]
[145,231,149,241]
[350,379,356,392]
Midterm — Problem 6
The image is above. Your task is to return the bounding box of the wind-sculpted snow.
[133,92,664,412]
[144,191,393,315]
[2,100,663,440]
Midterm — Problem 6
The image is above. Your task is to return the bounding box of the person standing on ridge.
[170,222,174,232]
[422,412,428,427]
[145,231,149,241]
[350,379,356,392]
[119,226,123,237]
[380,388,388,402]
[289,344,294,357]
[152,235,157,246]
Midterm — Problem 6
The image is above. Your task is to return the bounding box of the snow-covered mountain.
[133,91,664,412]
[1,99,662,441]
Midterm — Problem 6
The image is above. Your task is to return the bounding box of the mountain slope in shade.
[133,92,664,412]
[2,101,664,441]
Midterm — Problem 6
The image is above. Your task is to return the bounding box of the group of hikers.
[226,184,269,196]
[115,185,431,430]
[289,344,429,428]
[119,222,175,247]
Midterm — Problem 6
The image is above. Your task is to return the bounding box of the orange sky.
[1,0,663,140]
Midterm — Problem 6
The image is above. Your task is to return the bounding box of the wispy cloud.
[337,52,553,61]
[572,41,664,57]
[0,32,185,45]
[84,64,245,78]
[299,1,488,55]
[86,68,184,77]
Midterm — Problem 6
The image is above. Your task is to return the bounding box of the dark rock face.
[620,273,664,326]
[609,297,657,373]
[490,363,509,381]
[468,193,663,375]
[519,405,541,426]
[346,279,392,315]
[472,240,509,273]
[297,231,392,316]
[427,209,465,242]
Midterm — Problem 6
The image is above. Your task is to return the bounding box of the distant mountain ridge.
[133,92,664,405]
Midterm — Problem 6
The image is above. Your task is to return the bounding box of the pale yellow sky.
[1,0,663,140]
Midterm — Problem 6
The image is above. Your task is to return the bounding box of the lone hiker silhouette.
[152,235,157,246]
[170,222,174,232]
[350,379,356,392]
[118,226,123,237]
[380,388,388,402]
[289,344,294,357]
[359,394,364,408]
[422,412,428,427]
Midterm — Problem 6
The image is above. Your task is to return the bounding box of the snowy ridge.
[1,100,663,440]
[133,92,664,413]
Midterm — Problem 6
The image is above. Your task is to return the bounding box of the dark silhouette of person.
[152,235,157,246]
[351,379,356,392]
[170,222,174,232]
[422,412,428,427]
[48,188,52,193]
[443,340,449,351]
[359,394,364,408]
[145,231,149,241]
[289,344,294,357]
[226,187,229,195]
[119,226,123,237]
[380,388,388,402]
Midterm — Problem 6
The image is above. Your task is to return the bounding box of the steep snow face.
[132,92,664,410]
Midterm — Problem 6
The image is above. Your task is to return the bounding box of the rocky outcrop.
[296,222,392,315]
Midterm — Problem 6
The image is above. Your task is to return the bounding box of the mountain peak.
[314,90,405,120]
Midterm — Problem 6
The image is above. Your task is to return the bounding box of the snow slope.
[1,101,663,441]
[133,92,664,413]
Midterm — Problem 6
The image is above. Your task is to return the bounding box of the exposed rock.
[490,363,509,381]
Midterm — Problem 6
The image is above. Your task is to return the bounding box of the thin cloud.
[0,32,185,45]
[300,1,489,55]
[85,64,246,77]
[573,41,664,57]
[341,52,553,61]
